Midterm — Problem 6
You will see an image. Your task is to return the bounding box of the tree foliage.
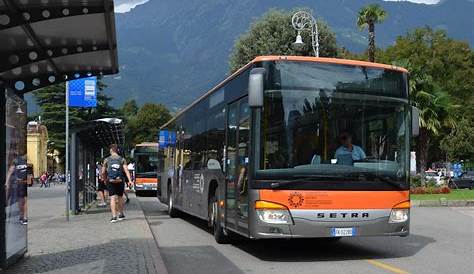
[229,9,338,72]
[357,4,387,62]
[124,103,172,146]
[440,119,474,161]
[121,99,139,117]
[379,27,474,168]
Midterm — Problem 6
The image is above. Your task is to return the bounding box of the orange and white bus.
[159,56,418,243]
[132,143,162,196]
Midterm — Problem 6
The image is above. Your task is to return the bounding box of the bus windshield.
[135,154,158,177]
[257,62,410,189]
[134,145,159,178]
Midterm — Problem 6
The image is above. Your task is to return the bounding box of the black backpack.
[107,156,124,182]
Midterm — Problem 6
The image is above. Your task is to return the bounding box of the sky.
[114,0,442,13]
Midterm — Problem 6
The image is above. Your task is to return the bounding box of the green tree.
[440,119,474,161]
[126,103,172,145]
[33,78,120,159]
[121,99,139,117]
[357,4,387,62]
[379,27,473,171]
[229,9,338,72]
[33,83,84,158]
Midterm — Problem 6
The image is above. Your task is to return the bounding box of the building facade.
[26,121,48,179]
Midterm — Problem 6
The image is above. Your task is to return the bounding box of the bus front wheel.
[209,191,230,244]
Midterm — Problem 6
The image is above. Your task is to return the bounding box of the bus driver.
[335,132,366,165]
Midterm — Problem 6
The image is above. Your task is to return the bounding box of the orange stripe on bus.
[259,189,409,210]
[135,178,157,184]
[252,56,409,73]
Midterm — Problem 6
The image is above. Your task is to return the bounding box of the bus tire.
[209,190,230,244]
[168,185,179,218]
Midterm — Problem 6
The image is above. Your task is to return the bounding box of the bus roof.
[161,56,408,129]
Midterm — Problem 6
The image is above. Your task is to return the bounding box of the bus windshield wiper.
[270,175,350,189]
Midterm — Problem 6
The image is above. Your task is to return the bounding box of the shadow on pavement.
[176,210,435,262]
[3,239,155,274]
[233,234,435,262]
[160,245,243,274]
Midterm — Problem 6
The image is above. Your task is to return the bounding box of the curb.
[411,199,474,207]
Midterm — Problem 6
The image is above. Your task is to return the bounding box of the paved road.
[138,196,474,274]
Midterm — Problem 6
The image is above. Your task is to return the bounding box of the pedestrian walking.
[101,144,133,223]
[39,172,47,188]
[96,163,108,206]
[47,172,53,187]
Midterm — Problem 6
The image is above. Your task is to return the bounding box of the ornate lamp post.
[292,11,319,57]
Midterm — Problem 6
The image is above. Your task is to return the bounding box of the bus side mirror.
[411,106,420,137]
[248,68,265,108]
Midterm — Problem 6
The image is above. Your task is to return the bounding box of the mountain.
[106,0,474,110]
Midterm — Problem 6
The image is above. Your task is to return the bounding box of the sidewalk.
[4,184,168,274]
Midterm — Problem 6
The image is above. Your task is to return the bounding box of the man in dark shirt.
[101,144,133,223]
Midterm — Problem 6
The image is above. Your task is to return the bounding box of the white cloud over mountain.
[115,0,150,13]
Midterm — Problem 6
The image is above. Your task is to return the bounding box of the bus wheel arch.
[208,179,218,226]
[208,181,230,244]
[167,179,179,218]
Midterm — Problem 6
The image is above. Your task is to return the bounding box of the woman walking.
[39,172,47,188]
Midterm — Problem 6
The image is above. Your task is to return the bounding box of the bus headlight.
[389,201,410,223]
[255,201,293,225]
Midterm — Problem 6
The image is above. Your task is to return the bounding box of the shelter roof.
[0,0,118,93]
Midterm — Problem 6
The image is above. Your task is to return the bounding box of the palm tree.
[357,4,387,62]
[395,59,453,173]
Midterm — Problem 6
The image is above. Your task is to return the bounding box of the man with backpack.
[101,144,134,223]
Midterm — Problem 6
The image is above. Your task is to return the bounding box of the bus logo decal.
[288,192,304,208]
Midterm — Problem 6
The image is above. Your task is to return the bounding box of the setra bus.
[159,56,419,243]
[132,142,162,196]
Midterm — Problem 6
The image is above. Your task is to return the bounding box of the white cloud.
[115,0,149,13]
[384,0,441,4]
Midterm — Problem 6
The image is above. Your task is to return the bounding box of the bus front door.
[225,98,250,234]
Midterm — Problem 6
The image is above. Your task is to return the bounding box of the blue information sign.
[159,130,176,148]
[68,77,97,107]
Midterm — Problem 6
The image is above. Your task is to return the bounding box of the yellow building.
[27,121,48,178]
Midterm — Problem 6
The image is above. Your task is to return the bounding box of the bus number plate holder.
[331,228,355,237]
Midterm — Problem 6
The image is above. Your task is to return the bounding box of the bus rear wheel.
[209,191,230,244]
[168,185,179,218]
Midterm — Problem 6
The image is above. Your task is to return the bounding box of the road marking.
[366,259,410,274]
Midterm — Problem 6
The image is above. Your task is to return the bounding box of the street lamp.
[291,11,319,57]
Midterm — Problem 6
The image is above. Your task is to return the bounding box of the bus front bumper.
[134,183,157,191]
[252,209,409,239]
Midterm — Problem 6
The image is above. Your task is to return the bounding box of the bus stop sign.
[68,77,97,108]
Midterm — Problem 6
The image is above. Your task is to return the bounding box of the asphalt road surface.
[138,196,473,274]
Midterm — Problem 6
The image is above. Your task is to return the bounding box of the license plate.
[331,227,356,237]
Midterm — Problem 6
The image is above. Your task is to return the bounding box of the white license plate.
[331,227,356,237]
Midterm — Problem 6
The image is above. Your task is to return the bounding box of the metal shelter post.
[70,132,77,214]
[65,82,70,221]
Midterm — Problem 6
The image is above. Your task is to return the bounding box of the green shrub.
[410,175,423,187]
[425,179,438,188]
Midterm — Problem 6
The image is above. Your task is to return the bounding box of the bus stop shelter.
[0,0,118,268]
[70,118,124,215]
